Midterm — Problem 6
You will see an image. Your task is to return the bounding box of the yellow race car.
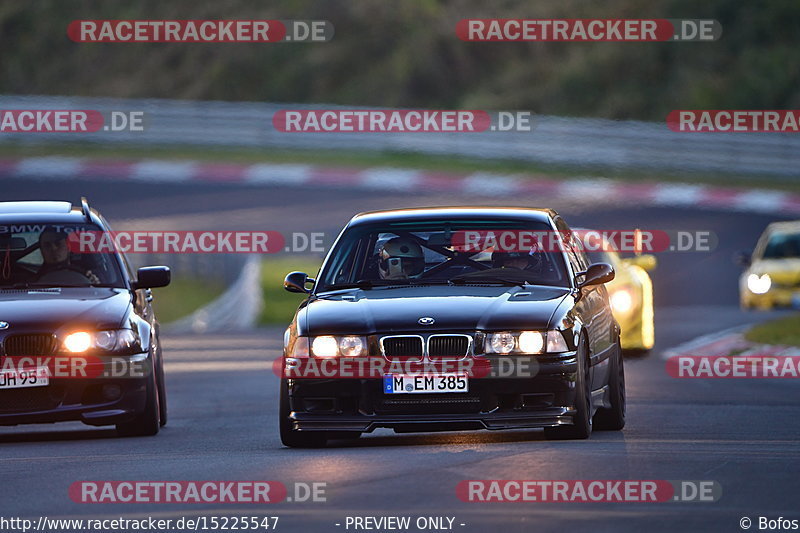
[740,221,800,310]
[580,232,656,353]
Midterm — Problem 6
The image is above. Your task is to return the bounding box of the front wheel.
[116,369,160,437]
[594,338,626,431]
[545,334,592,440]
[279,380,327,448]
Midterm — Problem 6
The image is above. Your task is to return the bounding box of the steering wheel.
[36,266,92,285]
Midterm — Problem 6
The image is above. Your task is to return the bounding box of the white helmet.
[378,237,425,279]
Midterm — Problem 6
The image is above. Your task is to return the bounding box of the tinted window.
[318,219,570,290]
[554,218,587,273]
[0,222,126,288]
[762,232,800,259]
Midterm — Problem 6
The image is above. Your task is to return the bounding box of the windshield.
[762,232,800,259]
[0,222,126,288]
[317,219,570,291]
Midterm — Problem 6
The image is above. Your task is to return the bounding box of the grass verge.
[259,256,322,326]
[151,277,225,324]
[745,314,800,347]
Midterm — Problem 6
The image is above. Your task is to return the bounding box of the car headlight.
[287,336,309,357]
[545,330,569,353]
[339,336,365,357]
[63,331,92,353]
[309,335,367,358]
[311,336,339,358]
[488,332,516,354]
[518,331,544,353]
[62,329,141,354]
[485,331,567,354]
[747,273,771,295]
[610,289,634,314]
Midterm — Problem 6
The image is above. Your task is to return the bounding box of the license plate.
[0,367,50,389]
[384,374,468,394]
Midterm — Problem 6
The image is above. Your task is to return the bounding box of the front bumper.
[286,353,579,433]
[741,288,799,309]
[0,353,152,427]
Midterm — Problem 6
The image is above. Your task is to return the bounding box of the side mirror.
[284,271,314,294]
[133,266,171,289]
[735,251,752,267]
[577,262,615,289]
[624,254,657,272]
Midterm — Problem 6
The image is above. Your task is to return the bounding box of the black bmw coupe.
[280,207,624,447]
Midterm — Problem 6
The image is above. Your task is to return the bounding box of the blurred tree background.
[1,0,799,120]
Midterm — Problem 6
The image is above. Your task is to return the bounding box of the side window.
[573,245,590,271]
[118,249,136,282]
[98,215,134,281]
[331,236,365,284]
[554,217,585,274]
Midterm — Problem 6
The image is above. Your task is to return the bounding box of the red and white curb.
[2,156,800,215]
[663,326,800,359]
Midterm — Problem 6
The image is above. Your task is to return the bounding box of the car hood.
[751,258,800,286]
[302,285,571,335]
[0,287,131,332]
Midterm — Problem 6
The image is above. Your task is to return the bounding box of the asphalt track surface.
[0,175,798,533]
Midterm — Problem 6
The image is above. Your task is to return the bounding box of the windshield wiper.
[449,270,529,287]
[324,278,454,290]
[0,282,116,289]
[449,278,525,287]
[48,283,117,288]
[323,280,382,290]
[0,282,50,289]
[0,282,25,289]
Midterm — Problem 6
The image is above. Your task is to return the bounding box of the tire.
[116,367,160,437]
[279,380,327,448]
[594,338,626,431]
[545,334,592,440]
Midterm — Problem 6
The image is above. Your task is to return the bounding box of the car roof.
[766,220,800,234]
[348,206,558,227]
[0,201,94,225]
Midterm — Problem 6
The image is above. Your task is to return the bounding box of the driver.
[492,246,547,273]
[377,237,425,280]
[36,228,101,284]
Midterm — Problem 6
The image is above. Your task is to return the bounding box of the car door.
[576,245,616,388]
[555,218,614,388]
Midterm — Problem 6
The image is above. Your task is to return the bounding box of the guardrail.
[165,256,263,334]
[1,95,798,177]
